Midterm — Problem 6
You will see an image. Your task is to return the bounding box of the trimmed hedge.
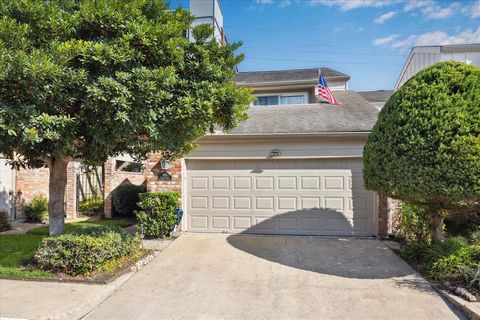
[112,183,146,217]
[136,192,179,238]
[35,226,141,276]
[24,195,48,223]
[364,61,480,210]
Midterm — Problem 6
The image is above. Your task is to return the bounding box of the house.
[165,68,382,236]
[1,0,387,238]
[395,43,480,89]
[358,90,393,110]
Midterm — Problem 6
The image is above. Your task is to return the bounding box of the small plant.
[35,226,141,276]
[0,210,11,231]
[400,202,431,243]
[79,197,104,216]
[112,183,146,217]
[136,192,179,238]
[471,230,480,245]
[459,263,480,290]
[402,236,480,281]
[24,195,48,223]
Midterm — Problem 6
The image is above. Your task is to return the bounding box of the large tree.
[0,0,252,235]
[364,61,480,242]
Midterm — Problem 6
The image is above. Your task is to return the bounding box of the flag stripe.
[317,73,339,105]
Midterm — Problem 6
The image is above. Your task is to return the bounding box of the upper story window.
[253,93,307,106]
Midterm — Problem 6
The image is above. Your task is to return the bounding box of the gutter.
[199,131,371,142]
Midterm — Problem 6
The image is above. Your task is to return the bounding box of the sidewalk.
[0,278,119,320]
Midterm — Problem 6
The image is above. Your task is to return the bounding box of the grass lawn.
[0,219,135,279]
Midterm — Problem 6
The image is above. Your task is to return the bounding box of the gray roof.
[224,91,378,134]
[357,90,393,102]
[235,67,349,85]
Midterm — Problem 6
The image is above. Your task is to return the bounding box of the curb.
[436,288,480,320]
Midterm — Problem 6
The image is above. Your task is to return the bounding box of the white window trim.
[252,92,309,106]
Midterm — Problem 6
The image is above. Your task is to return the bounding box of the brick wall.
[145,153,182,194]
[15,162,78,220]
[103,158,147,218]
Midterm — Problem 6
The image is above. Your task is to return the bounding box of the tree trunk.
[429,209,443,243]
[48,157,70,236]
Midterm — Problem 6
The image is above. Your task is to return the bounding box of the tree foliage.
[0,0,252,168]
[364,61,480,237]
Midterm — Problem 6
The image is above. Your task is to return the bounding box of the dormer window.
[253,93,307,106]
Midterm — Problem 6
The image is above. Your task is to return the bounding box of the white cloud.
[309,0,400,11]
[255,0,292,8]
[373,34,399,46]
[390,27,480,49]
[403,0,433,12]
[355,27,365,32]
[421,3,458,20]
[374,11,396,23]
[472,0,480,18]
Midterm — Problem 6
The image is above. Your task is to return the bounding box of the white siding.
[186,136,367,159]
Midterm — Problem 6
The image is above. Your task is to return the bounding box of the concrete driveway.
[85,234,463,320]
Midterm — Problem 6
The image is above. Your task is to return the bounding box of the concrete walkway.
[84,234,465,320]
[0,278,117,320]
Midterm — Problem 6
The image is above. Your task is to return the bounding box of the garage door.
[186,159,375,236]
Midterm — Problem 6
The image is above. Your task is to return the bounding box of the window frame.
[252,92,309,106]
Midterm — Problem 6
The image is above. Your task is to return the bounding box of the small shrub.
[136,192,179,238]
[112,183,146,217]
[445,210,480,237]
[79,197,104,216]
[0,210,11,231]
[402,236,480,281]
[401,242,431,263]
[35,226,141,276]
[24,195,48,223]
[400,202,431,243]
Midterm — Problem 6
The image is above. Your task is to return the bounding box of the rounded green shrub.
[35,226,141,276]
[136,192,179,238]
[364,61,480,209]
[24,195,48,223]
[111,183,146,217]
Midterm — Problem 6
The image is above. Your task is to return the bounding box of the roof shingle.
[220,91,378,134]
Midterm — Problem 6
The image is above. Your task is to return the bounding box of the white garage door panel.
[186,159,375,236]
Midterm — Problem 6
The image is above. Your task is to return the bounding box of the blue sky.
[171,0,480,91]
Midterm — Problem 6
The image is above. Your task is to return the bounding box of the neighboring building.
[395,43,480,89]
[358,90,393,111]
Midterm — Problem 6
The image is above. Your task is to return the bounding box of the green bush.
[112,183,146,217]
[136,192,179,238]
[444,210,480,237]
[24,195,48,223]
[400,202,431,243]
[0,210,11,232]
[402,236,480,281]
[35,226,141,276]
[364,62,480,241]
[79,197,104,216]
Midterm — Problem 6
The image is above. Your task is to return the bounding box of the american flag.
[316,73,339,105]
